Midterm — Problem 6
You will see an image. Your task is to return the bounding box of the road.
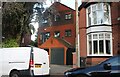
[49,64,72,77]
[49,75,64,77]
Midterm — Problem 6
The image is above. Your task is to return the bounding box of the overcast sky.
[61,0,81,10]
[45,0,81,10]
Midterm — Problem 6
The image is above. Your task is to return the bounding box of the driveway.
[50,64,72,75]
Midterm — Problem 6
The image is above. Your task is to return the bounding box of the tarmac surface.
[50,64,72,75]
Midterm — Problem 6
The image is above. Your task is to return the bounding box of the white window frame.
[65,30,72,37]
[65,13,72,20]
[86,3,111,27]
[54,31,60,37]
[87,32,113,56]
[42,19,48,24]
[54,15,60,21]
[45,32,50,41]
[54,15,57,21]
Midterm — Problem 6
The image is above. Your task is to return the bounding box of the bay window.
[87,33,112,56]
[87,3,111,26]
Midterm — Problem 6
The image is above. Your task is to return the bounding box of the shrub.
[2,39,19,48]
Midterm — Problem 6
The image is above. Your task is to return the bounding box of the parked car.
[64,55,120,77]
[0,47,50,77]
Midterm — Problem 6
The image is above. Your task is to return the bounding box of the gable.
[51,2,75,12]
[40,36,67,48]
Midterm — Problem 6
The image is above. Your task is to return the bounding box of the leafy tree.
[2,1,61,47]
[2,38,19,48]
[2,2,36,47]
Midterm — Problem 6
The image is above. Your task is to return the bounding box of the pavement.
[50,64,73,75]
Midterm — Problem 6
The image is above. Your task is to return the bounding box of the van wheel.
[10,71,20,77]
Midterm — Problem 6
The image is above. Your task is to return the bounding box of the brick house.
[38,2,76,65]
[78,2,120,66]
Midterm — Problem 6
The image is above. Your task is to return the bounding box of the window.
[42,19,48,24]
[89,41,92,54]
[93,40,98,54]
[54,15,60,21]
[87,33,112,56]
[65,30,71,37]
[99,40,104,54]
[87,3,111,26]
[41,32,50,43]
[54,31,60,37]
[41,33,45,43]
[88,35,92,54]
[65,14,72,20]
[45,32,50,40]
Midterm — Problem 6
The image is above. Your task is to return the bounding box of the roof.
[55,37,74,48]
[50,2,75,11]
[78,2,112,11]
[78,2,97,11]
[39,36,74,49]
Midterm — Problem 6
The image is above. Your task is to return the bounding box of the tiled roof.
[54,37,74,48]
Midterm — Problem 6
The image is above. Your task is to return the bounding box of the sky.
[31,0,81,41]
[61,0,81,10]
[45,0,81,10]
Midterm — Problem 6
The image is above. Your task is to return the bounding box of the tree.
[2,2,36,47]
[2,1,61,47]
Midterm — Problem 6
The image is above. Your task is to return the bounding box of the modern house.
[78,2,120,66]
[38,2,76,65]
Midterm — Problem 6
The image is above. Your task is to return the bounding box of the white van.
[0,47,50,77]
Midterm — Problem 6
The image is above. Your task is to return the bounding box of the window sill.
[87,54,113,57]
[65,36,72,37]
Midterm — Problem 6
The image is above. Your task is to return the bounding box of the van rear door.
[33,48,49,75]
[40,51,49,75]
[0,49,2,77]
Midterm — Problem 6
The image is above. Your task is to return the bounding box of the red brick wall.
[86,57,109,66]
[38,2,76,47]
[79,8,87,57]
[38,24,76,46]
[111,2,120,55]
[52,2,74,11]
[78,2,120,66]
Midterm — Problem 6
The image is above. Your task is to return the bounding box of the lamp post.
[75,0,80,67]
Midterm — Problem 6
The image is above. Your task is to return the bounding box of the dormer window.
[87,3,111,26]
